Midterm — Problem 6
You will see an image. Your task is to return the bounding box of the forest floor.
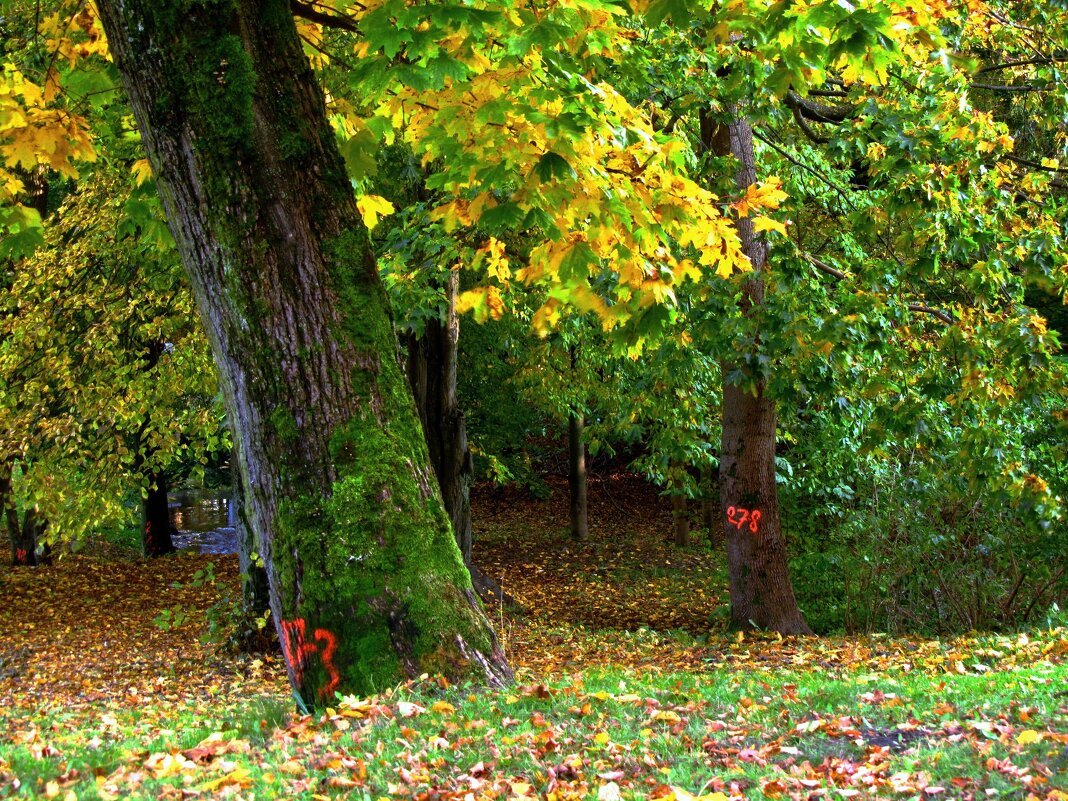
[1,475,1066,800]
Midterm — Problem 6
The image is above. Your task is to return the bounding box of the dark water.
[169,491,239,555]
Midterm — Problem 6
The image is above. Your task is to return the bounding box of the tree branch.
[290,0,360,32]
[802,254,954,325]
[907,304,954,325]
[785,90,855,123]
[1005,154,1068,174]
[970,82,1042,93]
[976,56,1066,74]
[802,253,847,280]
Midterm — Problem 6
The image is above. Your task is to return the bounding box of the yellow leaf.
[668,787,728,801]
[131,158,153,186]
[593,731,610,745]
[430,700,456,714]
[356,194,395,230]
[1016,729,1042,745]
[652,709,682,723]
[753,216,787,236]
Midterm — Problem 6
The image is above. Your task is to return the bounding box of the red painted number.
[15,548,27,563]
[727,506,762,534]
[280,618,340,698]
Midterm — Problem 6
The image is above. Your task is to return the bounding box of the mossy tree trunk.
[705,110,812,635]
[97,0,512,703]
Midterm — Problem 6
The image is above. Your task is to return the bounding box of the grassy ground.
[1,477,1066,800]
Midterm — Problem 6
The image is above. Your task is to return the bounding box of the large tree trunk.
[97,0,512,703]
[405,271,473,563]
[706,110,811,635]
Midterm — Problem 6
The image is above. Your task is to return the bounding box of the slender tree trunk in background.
[405,271,473,564]
[671,472,690,546]
[568,411,589,541]
[1,457,48,567]
[568,346,589,541]
[135,341,176,557]
[705,109,812,635]
[98,0,511,703]
[141,468,176,557]
[405,274,509,604]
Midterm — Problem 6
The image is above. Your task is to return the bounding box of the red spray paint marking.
[280,618,340,698]
[15,548,27,563]
[727,506,762,534]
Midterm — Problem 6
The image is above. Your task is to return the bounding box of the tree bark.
[671,471,690,546]
[232,445,272,650]
[135,341,176,558]
[405,271,473,563]
[706,109,812,635]
[97,0,512,703]
[141,468,176,557]
[1,457,48,567]
[568,345,589,542]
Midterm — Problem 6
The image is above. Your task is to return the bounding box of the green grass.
[2,658,1065,800]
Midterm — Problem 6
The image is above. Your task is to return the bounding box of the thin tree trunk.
[701,465,718,546]
[405,271,473,563]
[705,109,811,634]
[136,340,176,557]
[141,468,176,557]
[568,344,589,541]
[1,457,47,567]
[98,0,512,703]
[568,411,589,541]
[405,273,511,605]
[671,472,690,546]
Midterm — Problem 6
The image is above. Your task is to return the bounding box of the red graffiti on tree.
[727,506,762,534]
[15,548,27,563]
[280,618,340,698]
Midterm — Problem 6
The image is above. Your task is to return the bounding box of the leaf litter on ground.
[1,476,1067,799]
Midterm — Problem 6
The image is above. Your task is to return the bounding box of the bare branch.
[1005,154,1068,174]
[976,56,1066,74]
[970,82,1042,93]
[785,90,855,123]
[907,304,954,325]
[802,253,847,280]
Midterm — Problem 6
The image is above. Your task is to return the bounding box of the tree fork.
[96,0,511,702]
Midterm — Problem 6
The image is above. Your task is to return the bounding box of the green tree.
[94,0,512,703]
